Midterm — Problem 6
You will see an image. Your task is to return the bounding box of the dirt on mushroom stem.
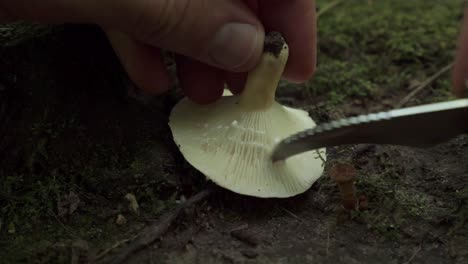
[263,31,285,58]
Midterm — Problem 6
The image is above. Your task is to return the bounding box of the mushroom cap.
[222,89,233,96]
[169,94,326,198]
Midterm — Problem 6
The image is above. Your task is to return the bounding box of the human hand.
[453,6,468,98]
[1,0,317,104]
[104,0,318,104]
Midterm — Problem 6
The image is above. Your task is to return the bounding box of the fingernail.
[209,23,262,70]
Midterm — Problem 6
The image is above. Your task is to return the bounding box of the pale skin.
[0,1,467,102]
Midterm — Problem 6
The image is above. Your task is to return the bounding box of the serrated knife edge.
[272,99,468,162]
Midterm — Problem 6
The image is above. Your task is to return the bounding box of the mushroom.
[222,88,233,96]
[329,162,358,211]
[168,32,326,198]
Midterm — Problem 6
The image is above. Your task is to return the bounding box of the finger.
[118,0,265,73]
[106,30,171,95]
[5,0,265,73]
[258,0,317,83]
[243,0,259,13]
[227,0,315,94]
[453,7,468,97]
[225,72,247,94]
[176,56,225,104]
[222,0,256,95]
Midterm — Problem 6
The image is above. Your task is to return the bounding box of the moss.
[0,137,180,262]
[0,101,180,260]
[308,57,378,103]
[310,0,464,105]
[0,21,55,47]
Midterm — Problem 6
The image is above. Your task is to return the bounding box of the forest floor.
[1,1,467,263]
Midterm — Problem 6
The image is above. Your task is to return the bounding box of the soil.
[263,31,285,57]
[1,1,468,264]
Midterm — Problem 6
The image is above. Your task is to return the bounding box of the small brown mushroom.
[329,162,358,211]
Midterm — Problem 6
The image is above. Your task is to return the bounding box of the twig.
[326,228,330,256]
[279,206,305,224]
[93,238,133,262]
[317,0,344,18]
[107,187,215,264]
[315,150,327,167]
[397,62,454,108]
[228,224,249,233]
[403,245,422,264]
[48,210,78,238]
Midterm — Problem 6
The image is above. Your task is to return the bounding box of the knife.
[271,98,468,162]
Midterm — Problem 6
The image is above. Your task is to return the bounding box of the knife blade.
[271,98,468,162]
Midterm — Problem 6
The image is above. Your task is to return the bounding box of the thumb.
[109,0,265,72]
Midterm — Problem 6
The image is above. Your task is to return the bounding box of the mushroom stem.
[329,162,358,211]
[239,32,289,111]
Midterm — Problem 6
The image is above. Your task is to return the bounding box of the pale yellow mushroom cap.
[169,94,325,198]
[168,32,326,198]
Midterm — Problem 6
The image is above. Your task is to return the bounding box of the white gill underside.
[169,95,326,198]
